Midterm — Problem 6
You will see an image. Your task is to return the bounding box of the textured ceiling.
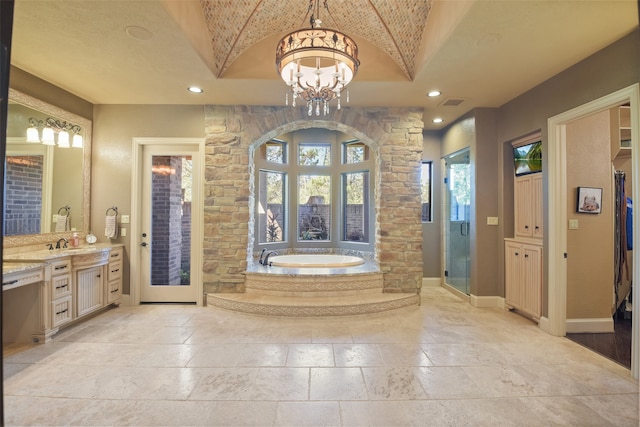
[199,0,431,79]
[9,1,639,130]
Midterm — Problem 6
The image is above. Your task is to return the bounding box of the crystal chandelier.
[276,0,359,116]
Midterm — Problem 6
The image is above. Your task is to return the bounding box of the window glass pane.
[266,140,286,164]
[151,155,192,286]
[298,175,331,240]
[421,161,432,222]
[258,170,286,243]
[299,144,331,166]
[449,163,470,221]
[343,171,369,242]
[343,141,367,164]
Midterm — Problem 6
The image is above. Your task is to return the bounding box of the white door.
[138,143,202,303]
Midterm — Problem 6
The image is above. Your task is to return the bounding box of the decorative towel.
[55,215,69,232]
[105,215,118,239]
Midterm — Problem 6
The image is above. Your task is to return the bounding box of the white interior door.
[138,143,202,303]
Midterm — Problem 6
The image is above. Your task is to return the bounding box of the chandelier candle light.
[276,0,359,116]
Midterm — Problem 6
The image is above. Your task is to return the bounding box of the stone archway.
[203,105,424,294]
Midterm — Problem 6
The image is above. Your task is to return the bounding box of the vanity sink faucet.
[55,238,68,249]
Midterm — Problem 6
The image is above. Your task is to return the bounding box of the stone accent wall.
[204,106,424,294]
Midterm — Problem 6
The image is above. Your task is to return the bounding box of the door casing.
[129,137,205,306]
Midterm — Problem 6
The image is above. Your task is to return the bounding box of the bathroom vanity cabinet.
[3,244,123,343]
[107,247,123,304]
[50,257,73,328]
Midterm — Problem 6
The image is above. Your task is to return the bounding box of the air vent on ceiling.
[440,98,465,107]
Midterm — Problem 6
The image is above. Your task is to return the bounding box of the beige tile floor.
[3,287,639,426]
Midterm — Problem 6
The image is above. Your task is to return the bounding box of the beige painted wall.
[473,108,500,297]
[91,104,205,293]
[495,30,640,317]
[9,66,93,120]
[439,109,501,297]
[422,130,441,278]
[566,110,614,319]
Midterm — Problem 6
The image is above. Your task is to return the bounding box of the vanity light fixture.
[26,117,83,148]
[26,118,42,142]
[41,125,55,146]
[72,134,83,148]
[57,130,71,148]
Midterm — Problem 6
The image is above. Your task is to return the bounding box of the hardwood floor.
[566,313,632,368]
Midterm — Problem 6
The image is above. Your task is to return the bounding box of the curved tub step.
[244,271,384,297]
[206,292,420,317]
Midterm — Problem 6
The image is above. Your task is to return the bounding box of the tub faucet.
[263,251,278,266]
[258,249,266,265]
[55,238,68,249]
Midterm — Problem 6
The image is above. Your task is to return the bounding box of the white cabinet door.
[76,266,104,317]
[532,174,543,238]
[504,240,542,320]
[514,176,533,237]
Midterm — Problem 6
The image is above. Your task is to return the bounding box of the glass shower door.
[444,149,471,295]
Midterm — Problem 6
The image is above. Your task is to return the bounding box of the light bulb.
[26,127,40,143]
[72,134,83,148]
[42,127,55,145]
[58,130,70,148]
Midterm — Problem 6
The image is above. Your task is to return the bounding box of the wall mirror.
[4,88,91,247]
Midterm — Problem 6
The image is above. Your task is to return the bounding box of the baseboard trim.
[422,277,441,288]
[470,294,504,309]
[566,317,614,333]
[441,283,470,302]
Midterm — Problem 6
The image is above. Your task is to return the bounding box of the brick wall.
[203,106,424,294]
[151,156,183,285]
[5,155,43,235]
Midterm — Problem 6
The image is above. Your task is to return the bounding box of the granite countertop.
[4,243,115,262]
[3,261,46,276]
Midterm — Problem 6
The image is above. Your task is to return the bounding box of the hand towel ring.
[106,206,118,216]
[58,205,70,216]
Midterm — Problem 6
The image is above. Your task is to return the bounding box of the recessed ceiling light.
[427,90,441,97]
[432,118,444,124]
[125,26,153,41]
[188,86,204,94]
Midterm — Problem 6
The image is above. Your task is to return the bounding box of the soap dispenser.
[71,232,79,248]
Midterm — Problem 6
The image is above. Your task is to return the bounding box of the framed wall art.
[576,187,602,214]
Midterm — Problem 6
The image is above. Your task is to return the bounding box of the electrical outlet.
[121,228,127,237]
[487,216,499,225]
[121,215,130,224]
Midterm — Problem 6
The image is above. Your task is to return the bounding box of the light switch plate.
[121,215,130,224]
[568,219,579,230]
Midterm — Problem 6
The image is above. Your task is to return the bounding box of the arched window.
[254,128,374,252]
